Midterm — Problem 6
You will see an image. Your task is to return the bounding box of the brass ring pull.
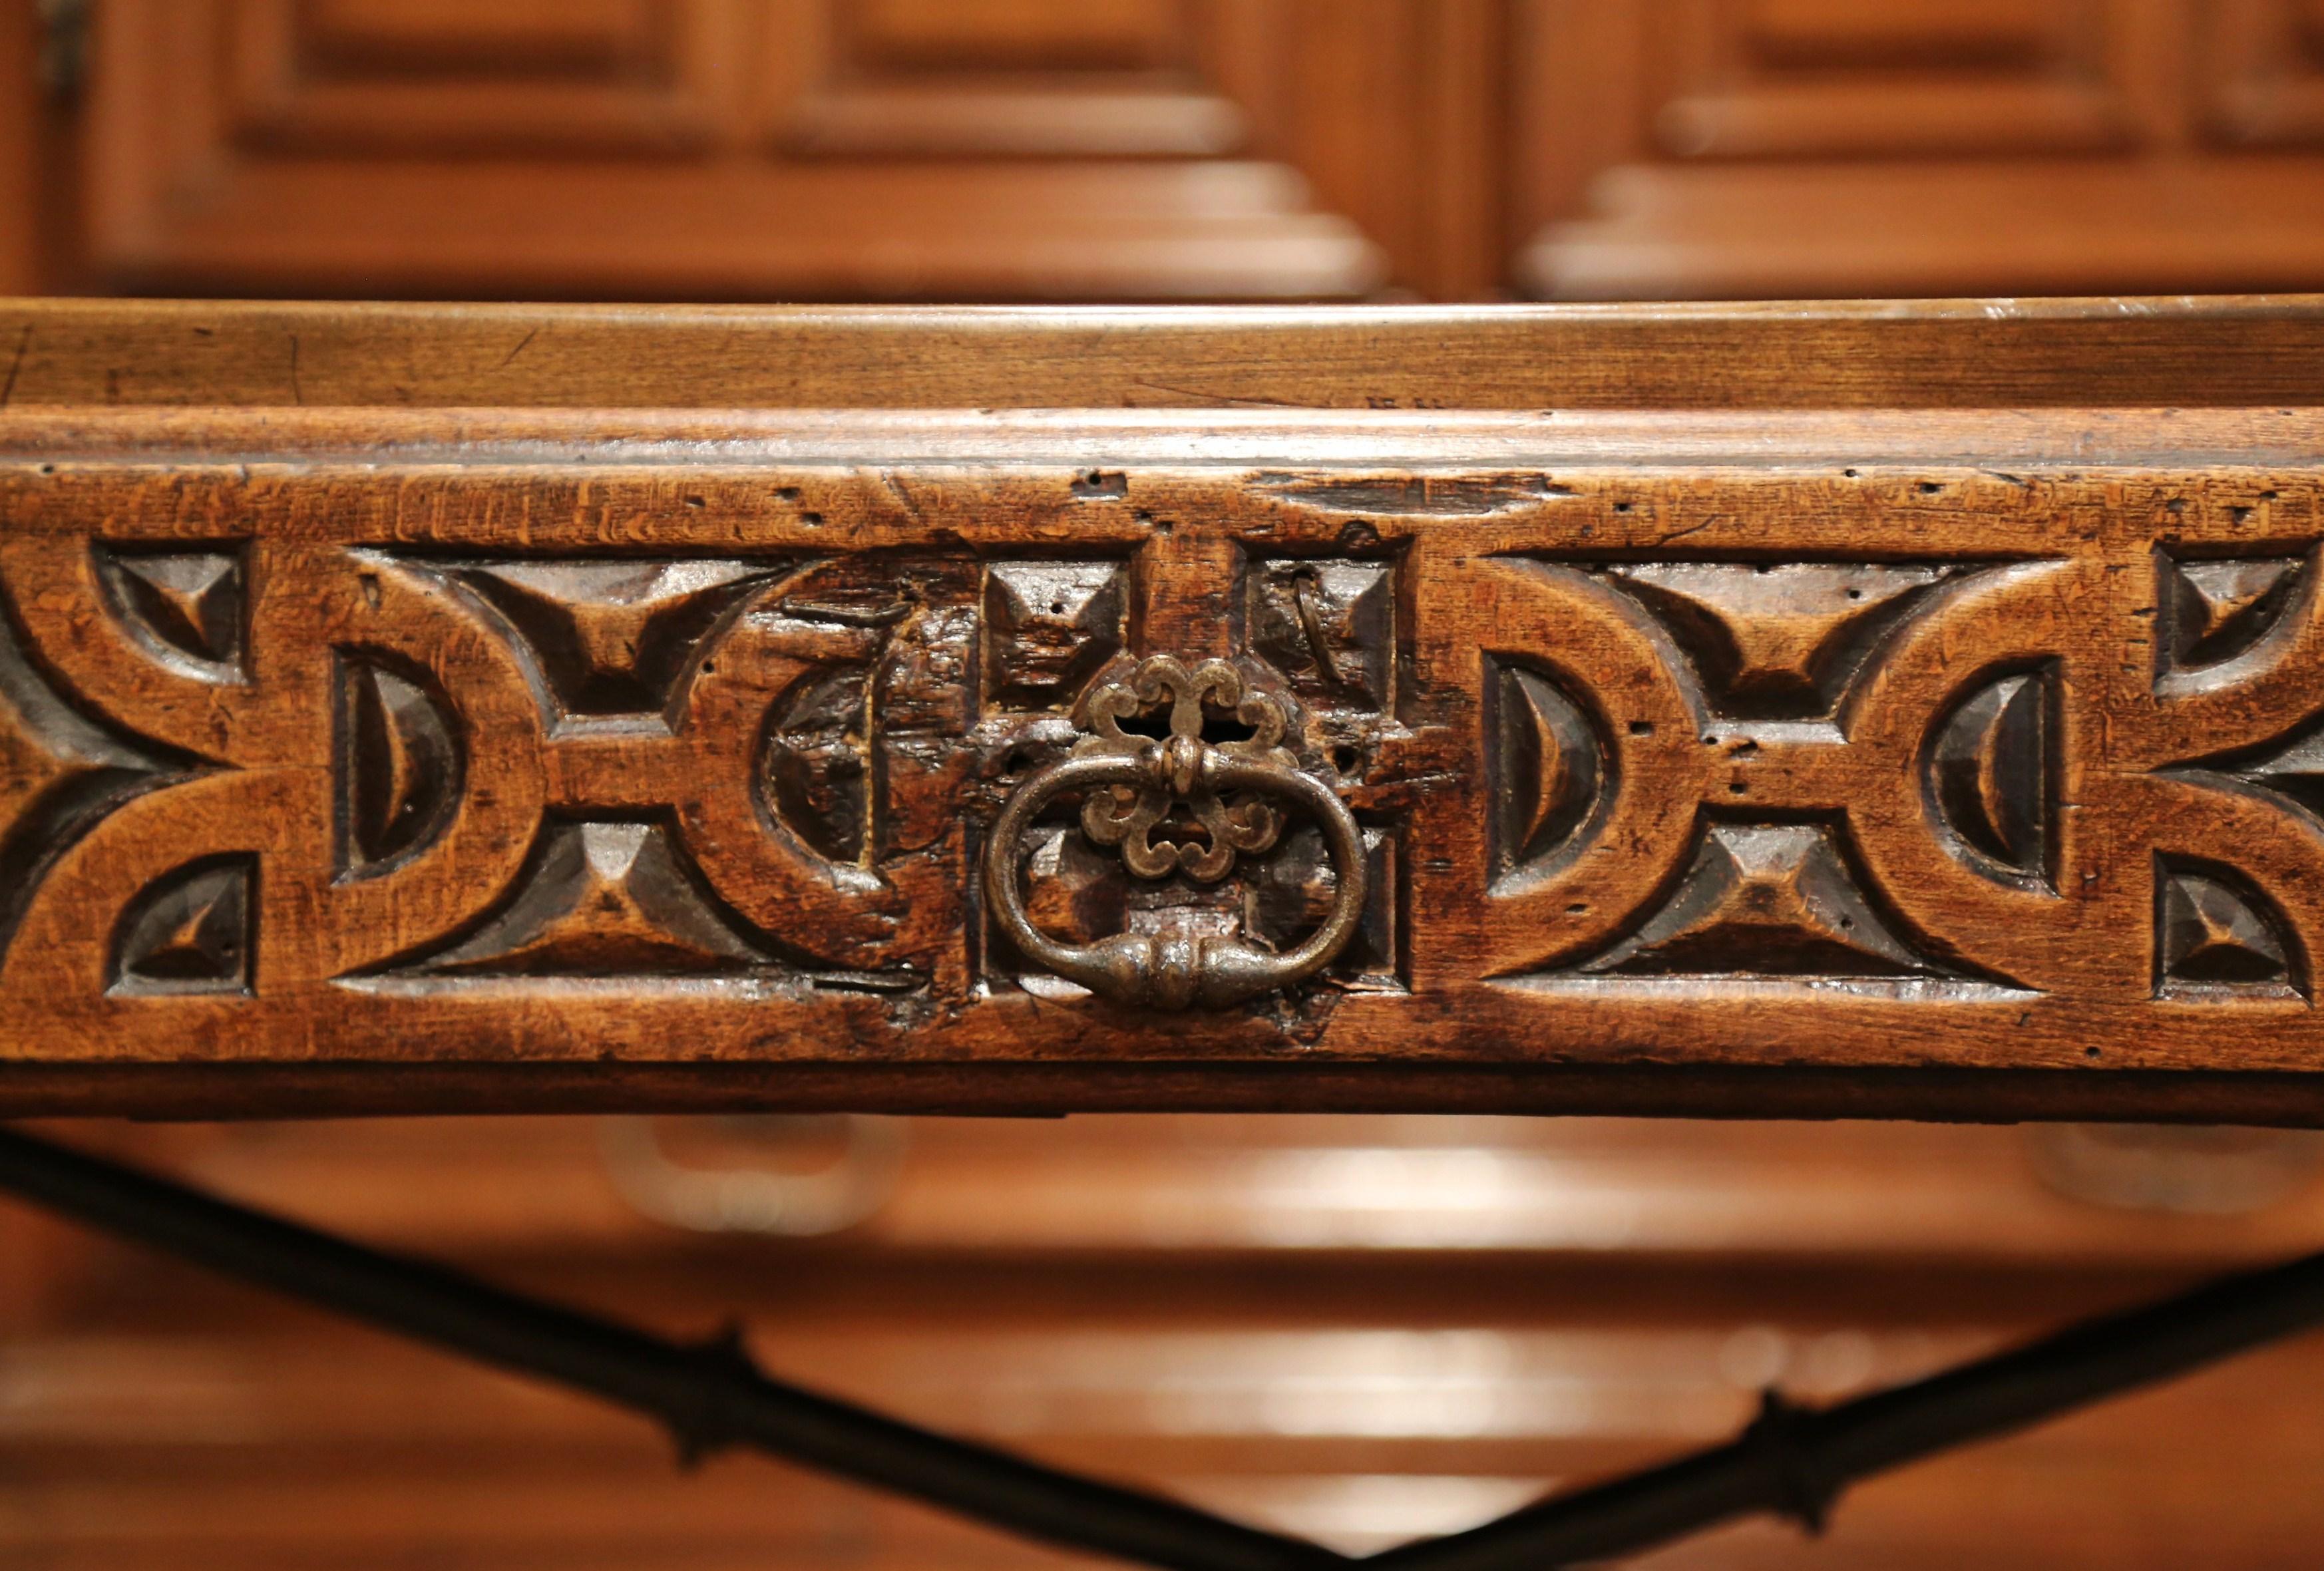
[983,657,1367,1010]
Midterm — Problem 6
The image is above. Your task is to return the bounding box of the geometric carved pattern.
[393,820,777,979]
[339,655,461,877]
[95,546,247,682]
[1486,660,1607,887]
[1249,560,1394,711]
[2187,717,2324,824]
[2,425,2321,1092]
[1505,556,2023,991]
[1926,667,2052,890]
[982,562,1126,711]
[1574,822,1973,985]
[1597,562,1958,719]
[2155,859,2302,999]
[0,594,191,967]
[108,854,253,997]
[2156,550,2309,685]
[455,560,773,721]
[761,665,872,866]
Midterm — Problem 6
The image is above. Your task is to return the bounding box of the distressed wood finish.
[9,298,2324,1122]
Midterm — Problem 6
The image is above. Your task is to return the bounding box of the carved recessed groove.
[0,598,192,965]
[759,664,871,865]
[2157,549,2309,686]
[95,546,247,682]
[1577,822,1986,984]
[1249,560,1394,712]
[1594,562,1961,718]
[454,559,772,719]
[2184,718,2324,824]
[1486,659,1609,887]
[982,562,1125,711]
[1926,667,2052,890]
[397,820,781,978]
[110,855,254,997]
[1245,822,1401,991]
[338,653,463,878]
[2155,858,2302,1000]
[15,445,2324,1072]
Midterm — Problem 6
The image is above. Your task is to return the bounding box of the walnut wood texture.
[8,297,2324,1122]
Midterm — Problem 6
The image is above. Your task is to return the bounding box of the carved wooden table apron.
[7,297,2324,1123]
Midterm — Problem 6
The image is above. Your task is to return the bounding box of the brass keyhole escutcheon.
[983,657,1367,1009]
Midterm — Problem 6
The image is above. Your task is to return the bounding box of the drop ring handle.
[984,744,1368,1011]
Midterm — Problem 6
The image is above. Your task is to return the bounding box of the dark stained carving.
[1581,823,1959,979]
[982,562,1125,711]
[338,655,461,878]
[2158,551,2306,679]
[407,820,777,977]
[2189,719,2324,822]
[110,855,254,997]
[878,603,977,738]
[1486,660,1607,885]
[2156,860,2301,999]
[759,665,871,864]
[1599,562,1955,717]
[95,546,246,681]
[1245,823,1402,989]
[455,560,770,719]
[1927,668,2051,888]
[1249,560,1394,711]
[0,600,191,965]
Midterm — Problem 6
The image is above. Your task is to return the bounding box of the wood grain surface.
[6,298,2324,1121]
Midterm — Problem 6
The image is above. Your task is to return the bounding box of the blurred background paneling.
[59,0,1516,301]
[5,1116,2324,1566]
[1514,0,2324,297]
[12,0,2324,300]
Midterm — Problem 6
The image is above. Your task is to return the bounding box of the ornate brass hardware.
[983,657,1367,1009]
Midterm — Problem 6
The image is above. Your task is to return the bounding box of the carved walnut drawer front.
[6,299,2324,1122]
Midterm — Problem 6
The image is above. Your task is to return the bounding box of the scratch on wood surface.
[1654,513,1724,545]
[0,325,29,409]
[880,470,926,526]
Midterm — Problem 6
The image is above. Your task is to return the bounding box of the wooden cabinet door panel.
[77,0,1503,301]
[221,0,737,152]
[1517,0,2324,299]
[2205,0,2324,149]
[1650,0,2149,158]
[85,0,1382,301]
